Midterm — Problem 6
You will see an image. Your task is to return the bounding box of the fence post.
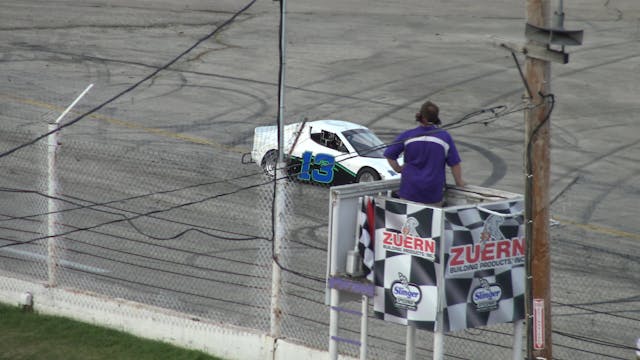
[47,84,93,287]
[270,162,286,340]
[46,120,59,287]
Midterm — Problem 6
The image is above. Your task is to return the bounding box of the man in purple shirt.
[384,101,465,206]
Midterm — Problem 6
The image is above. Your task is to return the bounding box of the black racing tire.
[355,167,381,183]
[261,150,278,177]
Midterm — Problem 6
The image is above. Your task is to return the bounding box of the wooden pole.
[525,0,552,359]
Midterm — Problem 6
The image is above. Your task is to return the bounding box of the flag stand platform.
[326,179,525,360]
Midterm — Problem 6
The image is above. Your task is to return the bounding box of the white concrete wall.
[0,276,354,360]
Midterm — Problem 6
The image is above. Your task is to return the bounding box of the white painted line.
[0,247,109,274]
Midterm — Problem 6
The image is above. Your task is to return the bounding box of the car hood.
[336,154,401,180]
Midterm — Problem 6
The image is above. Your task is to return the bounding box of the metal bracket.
[525,23,584,47]
[490,36,569,64]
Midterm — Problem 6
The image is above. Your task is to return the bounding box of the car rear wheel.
[356,167,381,183]
[261,150,278,177]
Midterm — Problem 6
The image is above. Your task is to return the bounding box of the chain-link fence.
[1,1,639,359]
[2,88,638,360]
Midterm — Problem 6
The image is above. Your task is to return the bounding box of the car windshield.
[342,128,386,158]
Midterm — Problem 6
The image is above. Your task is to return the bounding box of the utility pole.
[524,1,553,358]
[491,2,582,358]
[523,1,582,359]
[524,8,552,360]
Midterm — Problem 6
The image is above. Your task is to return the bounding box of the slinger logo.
[390,272,422,310]
[382,217,436,261]
[472,278,503,312]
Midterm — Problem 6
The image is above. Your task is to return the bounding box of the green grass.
[0,303,224,360]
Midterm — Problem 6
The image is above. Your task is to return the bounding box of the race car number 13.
[298,151,335,183]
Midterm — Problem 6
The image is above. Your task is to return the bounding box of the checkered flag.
[357,196,375,281]
[442,200,526,332]
[372,198,442,330]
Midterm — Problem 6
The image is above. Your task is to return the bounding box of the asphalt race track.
[1,1,638,359]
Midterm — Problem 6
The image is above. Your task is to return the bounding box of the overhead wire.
[53,237,268,286]
[551,299,640,322]
[269,97,553,297]
[249,98,548,282]
[0,0,271,249]
[64,263,261,309]
[0,209,277,289]
[0,98,534,242]
[553,330,639,352]
[0,186,264,241]
[0,2,631,355]
[0,175,274,250]
[0,0,259,160]
[5,83,631,339]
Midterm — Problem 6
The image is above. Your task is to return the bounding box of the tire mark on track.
[552,139,639,186]
[574,164,640,224]
[455,139,509,187]
[134,71,188,103]
[552,147,640,226]
[8,12,639,205]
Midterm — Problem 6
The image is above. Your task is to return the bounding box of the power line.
[0,0,259,160]
[0,184,266,241]
[0,177,273,250]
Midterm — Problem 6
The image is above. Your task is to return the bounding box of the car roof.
[307,119,368,133]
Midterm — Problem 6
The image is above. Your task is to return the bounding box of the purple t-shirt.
[383,125,461,203]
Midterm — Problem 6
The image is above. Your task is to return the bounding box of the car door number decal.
[298,151,335,183]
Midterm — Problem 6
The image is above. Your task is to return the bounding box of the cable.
[344,101,534,163]
[0,0,259,160]
[3,6,629,357]
[0,100,528,231]
[61,227,264,268]
[553,330,639,352]
[0,177,274,249]
[56,238,268,286]
[561,294,640,307]
[0,186,265,241]
[276,258,324,282]
[262,101,538,280]
[511,51,533,99]
[551,334,635,359]
[65,264,261,309]
[551,299,640,322]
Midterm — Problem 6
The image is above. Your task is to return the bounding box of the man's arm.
[387,158,403,174]
[450,163,465,187]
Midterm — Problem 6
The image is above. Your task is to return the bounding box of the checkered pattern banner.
[442,200,526,332]
[372,197,442,331]
[357,196,376,281]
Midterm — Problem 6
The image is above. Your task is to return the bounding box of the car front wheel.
[261,150,278,177]
[356,168,381,183]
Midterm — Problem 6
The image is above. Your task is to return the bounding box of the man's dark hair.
[418,101,441,125]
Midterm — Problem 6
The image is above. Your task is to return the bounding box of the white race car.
[249,119,400,185]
